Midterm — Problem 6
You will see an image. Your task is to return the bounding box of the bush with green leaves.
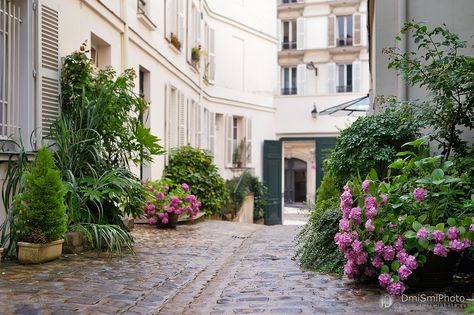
[329,104,420,188]
[163,146,227,216]
[13,148,67,243]
[315,171,340,210]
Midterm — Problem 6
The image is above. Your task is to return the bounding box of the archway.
[284,158,307,205]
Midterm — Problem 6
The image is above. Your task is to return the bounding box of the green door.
[263,140,282,225]
[315,138,337,188]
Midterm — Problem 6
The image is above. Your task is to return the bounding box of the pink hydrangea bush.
[140,179,201,225]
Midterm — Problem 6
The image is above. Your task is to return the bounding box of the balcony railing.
[337,37,353,47]
[337,85,353,93]
[279,0,302,5]
[281,88,297,95]
[282,41,297,50]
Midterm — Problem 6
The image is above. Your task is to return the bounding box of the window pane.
[347,64,353,86]
[337,16,344,39]
[291,21,297,42]
[283,22,289,42]
[284,68,289,89]
[291,67,297,89]
[338,65,344,86]
[347,16,353,39]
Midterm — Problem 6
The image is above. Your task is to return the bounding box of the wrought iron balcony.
[281,88,297,95]
[336,85,353,93]
[282,41,297,50]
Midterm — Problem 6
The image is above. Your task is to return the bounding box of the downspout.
[120,0,129,72]
[397,0,407,102]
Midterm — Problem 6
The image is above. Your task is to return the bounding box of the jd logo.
[380,294,394,309]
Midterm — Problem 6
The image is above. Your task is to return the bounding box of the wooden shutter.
[296,17,305,50]
[353,12,361,46]
[297,64,306,96]
[225,115,233,167]
[277,19,282,51]
[208,27,215,82]
[327,62,336,93]
[328,14,335,48]
[178,93,186,146]
[352,60,361,93]
[177,0,185,44]
[245,118,252,165]
[209,112,215,156]
[38,0,60,140]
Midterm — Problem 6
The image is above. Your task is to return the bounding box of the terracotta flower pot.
[157,213,179,229]
[417,251,459,288]
[18,239,64,264]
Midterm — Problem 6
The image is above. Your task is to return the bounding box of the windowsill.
[168,42,182,54]
[187,61,200,73]
[137,13,157,30]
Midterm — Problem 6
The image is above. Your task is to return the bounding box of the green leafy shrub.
[295,207,344,276]
[163,146,227,216]
[14,148,67,243]
[315,171,340,210]
[329,105,420,187]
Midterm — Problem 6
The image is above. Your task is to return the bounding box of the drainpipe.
[121,0,129,72]
[397,0,407,102]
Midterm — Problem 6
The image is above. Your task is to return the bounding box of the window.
[337,64,352,93]
[281,67,297,95]
[282,21,296,50]
[225,116,252,167]
[336,16,353,46]
[137,0,147,15]
[90,33,111,69]
[166,0,185,46]
[282,0,297,4]
[204,23,215,82]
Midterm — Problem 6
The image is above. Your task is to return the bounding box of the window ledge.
[137,13,157,30]
[168,42,182,54]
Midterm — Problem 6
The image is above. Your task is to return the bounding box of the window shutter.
[195,9,201,46]
[225,115,233,167]
[297,64,306,96]
[328,14,335,48]
[353,12,361,46]
[276,66,281,95]
[352,60,361,93]
[277,19,282,51]
[166,0,174,38]
[187,99,195,146]
[165,83,171,152]
[177,0,185,44]
[38,0,60,140]
[201,108,208,150]
[296,17,305,50]
[208,27,215,82]
[327,62,336,93]
[209,112,215,156]
[195,103,202,147]
[178,93,186,146]
[186,1,192,61]
[245,118,252,165]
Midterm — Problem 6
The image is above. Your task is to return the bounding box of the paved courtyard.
[0,220,469,314]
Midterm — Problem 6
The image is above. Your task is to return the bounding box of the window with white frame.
[337,64,353,93]
[137,0,147,15]
[281,67,297,95]
[204,23,215,82]
[166,0,185,49]
[282,20,296,50]
[336,15,353,46]
[225,115,252,167]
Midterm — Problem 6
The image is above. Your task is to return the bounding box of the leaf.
[447,218,456,227]
[431,169,444,180]
[396,151,415,157]
[381,265,389,274]
[389,159,404,169]
[418,239,429,249]
[404,230,416,239]
[383,234,390,243]
[369,169,379,181]
[435,223,444,230]
[391,275,400,282]
[432,180,445,185]
[412,221,422,231]
[418,214,427,223]
[391,261,400,271]
[418,254,427,265]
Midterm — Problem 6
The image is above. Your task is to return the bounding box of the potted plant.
[170,33,182,51]
[14,147,68,264]
[335,138,473,296]
[191,46,202,65]
[141,179,201,229]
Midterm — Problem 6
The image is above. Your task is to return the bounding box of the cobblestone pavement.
[0,220,468,314]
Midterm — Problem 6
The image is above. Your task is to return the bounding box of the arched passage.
[284,158,307,204]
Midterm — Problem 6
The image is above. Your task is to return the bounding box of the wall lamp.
[311,104,318,119]
[306,61,318,76]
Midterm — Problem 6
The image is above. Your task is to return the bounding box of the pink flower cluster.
[141,180,201,225]
[415,225,472,257]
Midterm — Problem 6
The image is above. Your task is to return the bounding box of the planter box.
[18,239,64,264]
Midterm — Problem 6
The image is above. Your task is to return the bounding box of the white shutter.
[195,103,202,147]
[186,0,192,61]
[195,9,201,46]
[177,0,185,44]
[276,66,281,95]
[37,0,60,140]
[225,115,233,167]
[296,17,305,50]
[208,27,215,82]
[297,64,306,96]
[202,108,208,150]
[166,0,174,38]
[209,112,215,156]
[352,60,361,93]
[353,12,361,46]
[327,62,336,94]
[165,83,171,151]
[178,93,186,146]
[245,118,252,165]
[328,15,336,48]
[187,99,195,146]
[277,19,282,51]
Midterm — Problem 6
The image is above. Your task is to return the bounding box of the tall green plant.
[14,148,67,243]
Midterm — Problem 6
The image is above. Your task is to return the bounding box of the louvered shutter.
[187,99,195,146]
[165,83,171,152]
[296,17,305,50]
[225,115,233,167]
[277,19,282,51]
[38,0,60,140]
[297,64,306,96]
[209,112,215,156]
[353,12,361,46]
[178,93,186,146]
[328,15,335,48]
[245,118,252,165]
[352,60,361,93]
[327,62,336,93]
[177,0,185,45]
[195,103,202,147]
[166,0,174,39]
[208,27,215,82]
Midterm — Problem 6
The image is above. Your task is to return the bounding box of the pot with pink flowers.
[140,179,202,229]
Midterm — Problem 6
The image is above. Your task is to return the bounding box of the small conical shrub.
[14,147,67,243]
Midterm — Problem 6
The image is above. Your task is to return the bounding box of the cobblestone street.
[0,220,466,314]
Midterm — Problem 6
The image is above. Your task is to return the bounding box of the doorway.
[284,158,307,204]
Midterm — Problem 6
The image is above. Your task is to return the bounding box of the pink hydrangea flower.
[364,267,376,277]
[447,227,460,240]
[394,235,404,252]
[156,191,165,199]
[181,183,189,191]
[372,256,384,268]
[397,265,412,280]
[433,243,448,257]
[374,241,384,254]
[344,260,358,278]
[462,239,472,249]
[387,282,405,296]
[382,245,395,261]
[388,223,397,230]
[432,230,445,242]
[147,186,154,192]
[161,217,169,224]
[449,239,464,251]
[416,227,430,239]
[149,217,157,225]
[335,232,352,251]
[413,187,428,201]
[405,255,417,270]
[378,274,392,288]
[379,194,388,206]
[365,206,378,219]
[339,219,350,232]
[365,219,375,232]
[470,223,474,233]
[362,180,371,193]
[174,209,182,216]
[355,252,368,265]
[349,207,362,224]
[397,250,408,264]
[352,240,363,253]
[140,179,147,185]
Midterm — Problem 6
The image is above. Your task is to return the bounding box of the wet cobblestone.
[0,221,467,314]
